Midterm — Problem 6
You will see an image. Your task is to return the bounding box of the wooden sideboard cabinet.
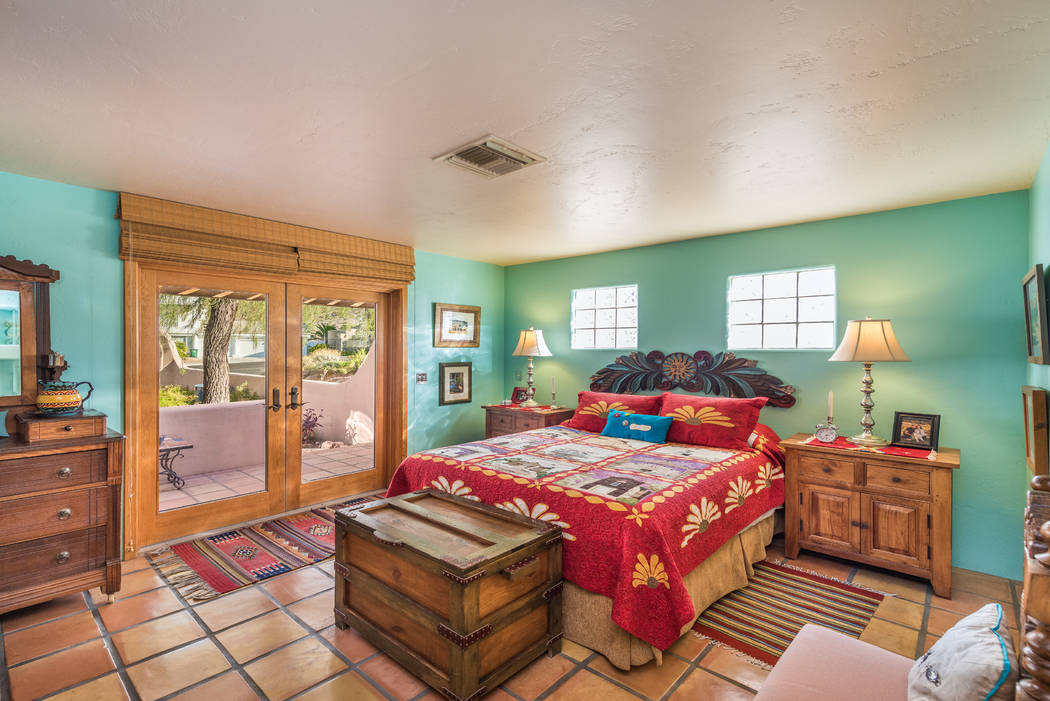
[483,405,575,438]
[0,420,124,614]
[781,433,959,598]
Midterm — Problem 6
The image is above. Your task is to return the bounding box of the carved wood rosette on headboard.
[588,350,796,408]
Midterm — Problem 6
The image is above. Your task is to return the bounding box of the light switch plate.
[416,373,428,384]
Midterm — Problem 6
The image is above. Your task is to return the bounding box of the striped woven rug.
[147,495,380,602]
[692,561,884,666]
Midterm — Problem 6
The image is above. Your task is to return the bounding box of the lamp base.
[849,433,888,447]
[519,399,540,408]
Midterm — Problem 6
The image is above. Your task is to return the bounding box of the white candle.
[552,376,556,394]
[828,391,833,418]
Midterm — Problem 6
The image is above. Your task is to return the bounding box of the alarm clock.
[814,420,838,443]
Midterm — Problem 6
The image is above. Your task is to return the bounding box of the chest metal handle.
[56,467,72,479]
[822,466,832,473]
[55,551,70,564]
[63,424,74,432]
[57,508,72,520]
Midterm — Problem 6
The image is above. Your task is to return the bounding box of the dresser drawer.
[798,454,856,485]
[865,462,931,497]
[0,527,107,592]
[514,413,543,430]
[0,487,109,546]
[21,415,104,443]
[0,450,106,498]
[488,411,516,432]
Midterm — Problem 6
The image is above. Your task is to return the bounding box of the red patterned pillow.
[660,392,768,449]
[566,392,663,433]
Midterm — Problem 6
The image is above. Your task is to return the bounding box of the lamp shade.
[829,318,910,362]
[512,327,552,357]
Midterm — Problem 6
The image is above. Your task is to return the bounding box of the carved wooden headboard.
[588,349,796,408]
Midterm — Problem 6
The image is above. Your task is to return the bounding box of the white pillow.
[908,603,1017,700]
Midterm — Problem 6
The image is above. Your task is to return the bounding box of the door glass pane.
[157,287,268,512]
[0,289,21,397]
[300,298,376,483]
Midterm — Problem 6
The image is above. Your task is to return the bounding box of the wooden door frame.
[285,283,386,509]
[123,261,407,555]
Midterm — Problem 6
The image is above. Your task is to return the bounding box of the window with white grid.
[571,284,638,349]
[727,267,836,350]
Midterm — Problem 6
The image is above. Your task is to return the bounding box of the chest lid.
[336,490,559,575]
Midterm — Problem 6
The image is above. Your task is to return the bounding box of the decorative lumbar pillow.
[565,391,663,433]
[908,602,1017,701]
[601,411,673,443]
[659,392,767,450]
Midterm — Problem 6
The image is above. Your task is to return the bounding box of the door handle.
[270,388,282,412]
[289,386,304,410]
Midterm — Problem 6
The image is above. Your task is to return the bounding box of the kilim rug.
[146,495,380,602]
[692,561,885,666]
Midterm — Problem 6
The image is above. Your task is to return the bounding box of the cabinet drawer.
[0,450,106,498]
[21,415,105,443]
[514,413,542,431]
[488,412,516,432]
[0,527,107,592]
[798,454,856,485]
[0,487,109,546]
[865,463,931,497]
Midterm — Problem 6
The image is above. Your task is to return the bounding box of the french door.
[127,266,393,549]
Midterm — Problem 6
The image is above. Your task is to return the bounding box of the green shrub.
[229,381,260,402]
[159,384,197,407]
[174,340,190,358]
[302,347,368,381]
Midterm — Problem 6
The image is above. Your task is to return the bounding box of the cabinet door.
[800,483,859,553]
[861,493,929,568]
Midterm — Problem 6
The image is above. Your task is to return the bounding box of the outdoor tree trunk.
[201,299,238,403]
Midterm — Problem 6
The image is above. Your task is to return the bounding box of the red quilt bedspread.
[386,423,785,649]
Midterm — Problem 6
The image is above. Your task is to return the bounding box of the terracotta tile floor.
[0,534,1022,700]
[158,444,374,511]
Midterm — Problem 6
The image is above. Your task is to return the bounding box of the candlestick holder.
[550,391,558,410]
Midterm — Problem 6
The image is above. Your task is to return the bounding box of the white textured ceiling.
[2,1,1049,265]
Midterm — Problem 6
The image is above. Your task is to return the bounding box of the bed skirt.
[562,512,776,670]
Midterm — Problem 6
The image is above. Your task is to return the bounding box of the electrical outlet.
[416,373,428,384]
[515,371,522,380]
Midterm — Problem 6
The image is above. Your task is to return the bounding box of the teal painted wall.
[0,172,123,430]
[1029,142,1050,390]
[505,192,1030,579]
[406,250,505,454]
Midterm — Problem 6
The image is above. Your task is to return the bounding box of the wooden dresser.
[781,433,959,597]
[0,414,124,614]
[483,405,575,438]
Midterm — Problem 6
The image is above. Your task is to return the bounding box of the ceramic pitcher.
[37,380,93,416]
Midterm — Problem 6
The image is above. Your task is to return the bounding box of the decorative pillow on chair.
[908,603,1016,701]
[659,393,767,449]
[601,411,673,443]
[565,391,663,433]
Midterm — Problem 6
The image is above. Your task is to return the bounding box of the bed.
[385,419,786,669]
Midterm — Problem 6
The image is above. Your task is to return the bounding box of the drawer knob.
[55,551,70,564]
[891,476,902,483]
[57,508,72,521]
[822,466,832,473]
[56,467,72,479]
[63,424,74,432]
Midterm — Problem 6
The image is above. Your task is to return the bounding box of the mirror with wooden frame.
[0,256,60,424]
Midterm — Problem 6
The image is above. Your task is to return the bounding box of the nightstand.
[781,432,960,598]
[483,405,575,438]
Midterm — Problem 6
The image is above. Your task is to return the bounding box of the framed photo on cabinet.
[890,412,940,451]
[1023,264,1050,364]
[434,303,481,347]
[439,362,472,406]
[1023,385,1049,476]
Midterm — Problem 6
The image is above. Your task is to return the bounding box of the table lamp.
[512,327,552,408]
[829,317,910,446]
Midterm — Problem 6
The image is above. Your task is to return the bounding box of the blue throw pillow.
[601,410,672,443]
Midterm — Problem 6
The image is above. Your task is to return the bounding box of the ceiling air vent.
[435,136,545,178]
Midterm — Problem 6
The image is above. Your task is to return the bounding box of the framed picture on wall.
[439,362,472,405]
[890,412,940,451]
[1023,385,1049,476]
[1023,264,1050,364]
[434,303,481,347]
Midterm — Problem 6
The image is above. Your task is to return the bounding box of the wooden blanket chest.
[334,490,563,701]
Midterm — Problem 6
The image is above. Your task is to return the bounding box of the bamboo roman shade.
[118,193,414,290]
